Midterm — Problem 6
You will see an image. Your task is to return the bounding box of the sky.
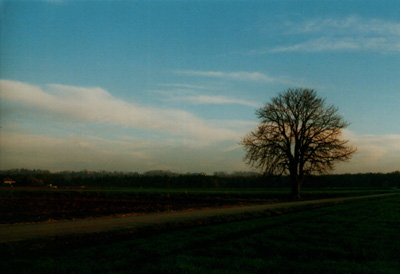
[1,0,399,174]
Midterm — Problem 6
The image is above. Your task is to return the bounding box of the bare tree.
[241,88,356,199]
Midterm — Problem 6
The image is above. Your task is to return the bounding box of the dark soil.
[1,187,390,224]
[0,189,281,224]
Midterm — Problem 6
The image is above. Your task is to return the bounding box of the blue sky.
[1,0,399,173]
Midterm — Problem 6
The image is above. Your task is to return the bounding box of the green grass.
[2,195,400,273]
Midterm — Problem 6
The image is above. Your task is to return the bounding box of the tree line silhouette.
[1,169,399,189]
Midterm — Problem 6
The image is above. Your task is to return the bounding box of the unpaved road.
[1,193,398,243]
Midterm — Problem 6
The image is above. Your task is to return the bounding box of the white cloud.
[0,79,247,145]
[43,0,64,4]
[271,37,399,53]
[210,120,258,130]
[288,16,400,36]
[270,16,400,53]
[168,95,260,107]
[157,83,210,90]
[176,70,279,83]
[335,130,400,173]
[148,88,196,97]
[151,80,260,107]
[0,132,249,173]
[0,132,157,171]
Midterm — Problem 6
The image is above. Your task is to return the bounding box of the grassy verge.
[2,195,399,273]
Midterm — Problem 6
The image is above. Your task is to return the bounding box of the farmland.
[0,187,393,224]
[1,194,399,273]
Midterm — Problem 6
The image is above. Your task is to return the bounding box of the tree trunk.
[290,174,301,200]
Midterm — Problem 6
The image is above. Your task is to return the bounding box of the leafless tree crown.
[241,88,356,177]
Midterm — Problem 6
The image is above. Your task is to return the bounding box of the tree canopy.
[241,88,356,198]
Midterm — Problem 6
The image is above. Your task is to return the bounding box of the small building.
[3,177,16,186]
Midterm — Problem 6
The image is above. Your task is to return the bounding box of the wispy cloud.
[287,16,400,36]
[0,131,249,173]
[176,70,279,83]
[171,95,259,107]
[270,37,396,53]
[0,132,158,171]
[43,0,65,5]
[157,83,210,90]
[150,90,259,107]
[152,80,260,107]
[269,16,400,53]
[0,80,249,145]
[336,130,400,173]
[148,88,196,97]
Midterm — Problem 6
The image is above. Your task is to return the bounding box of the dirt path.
[1,193,398,243]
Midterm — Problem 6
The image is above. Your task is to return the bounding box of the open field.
[1,195,399,273]
[1,193,396,243]
[0,187,394,224]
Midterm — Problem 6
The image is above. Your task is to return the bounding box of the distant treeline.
[1,169,399,188]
